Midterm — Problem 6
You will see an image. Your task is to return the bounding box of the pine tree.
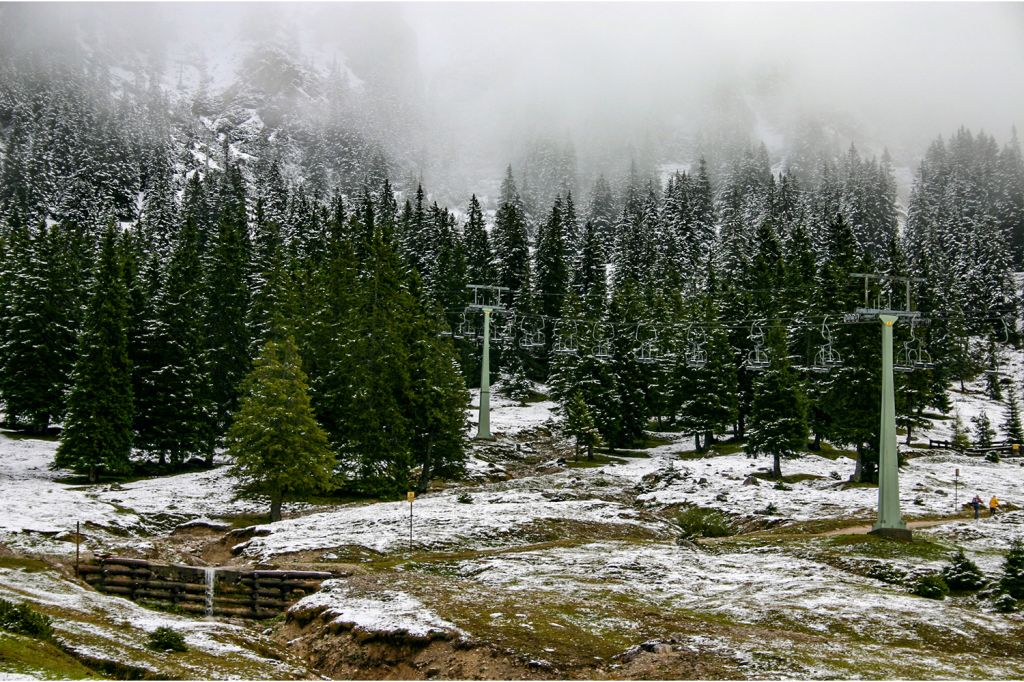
[678,294,738,452]
[951,410,971,451]
[1003,380,1024,445]
[1000,538,1024,601]
[54,226,133,483]
[204,202,252,445]
[942,549,987,592]
[747,324,809,478]
[135,215,214,467]
[463,194,495,286]
[227,336,334,522]
[564,390,601,460]
[972,411,995,449]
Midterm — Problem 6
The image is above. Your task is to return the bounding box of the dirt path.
[818,516,965,537]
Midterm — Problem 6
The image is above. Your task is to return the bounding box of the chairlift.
[685,325,708,369]
[746,323,770,371]
[454,312,475,340]
[810,318,842,373]
[636,325,660,364]
[519,317,545,349]
[552,320,579,355]
[592,323,612,359]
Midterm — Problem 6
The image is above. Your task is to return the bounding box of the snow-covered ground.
[0,432,263,556]
[4,369,1024,678]
[289,580,464,640]
[0,565,307,679]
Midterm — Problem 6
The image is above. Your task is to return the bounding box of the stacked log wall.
[78,557,331,619]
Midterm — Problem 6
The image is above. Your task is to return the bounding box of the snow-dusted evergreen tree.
[135,214,214,467]
[678,293,738,452]
[54,226,132,482]
[748,324,809,478]
[972,411,995,449]
[1002,380,1024,445]
[564,390,601,460]
[463,194,495,286]
[228,335,334,522]
[0,223,83,432]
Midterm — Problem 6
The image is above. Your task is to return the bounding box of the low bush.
[0,598,53,639]
[911,573,950,600]
[146,626,188,652]
[676,507,736,540]
[942,549,987,592]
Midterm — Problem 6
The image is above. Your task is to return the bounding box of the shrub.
[456,491,473,504]
[985,450,1001,463]
[0,598,53,639]
[146,626,188,652]
[866,563,906,585]
[912,573,950,600]
[942,549,987,592]
[676,507,736,540]
[993,593,1018,613]
[999,538,1024,600]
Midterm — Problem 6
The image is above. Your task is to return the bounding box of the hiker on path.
[972,495,983,519]
[989,495,1000,517]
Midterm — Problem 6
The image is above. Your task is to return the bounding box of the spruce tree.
[1000,538,1024,601]
[564,390,601,460]
[227,336,334,522]
[1003,380,1024,445]
[135,215,214,467]
[747,324,809,478]
[54,226,133,483]
[463,194,495,286]
[972,411,995,449]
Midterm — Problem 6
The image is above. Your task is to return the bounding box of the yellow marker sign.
[1014,443,1020,452]
[407,491,415,503]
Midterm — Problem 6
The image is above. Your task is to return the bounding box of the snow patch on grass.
[290,580,464,639]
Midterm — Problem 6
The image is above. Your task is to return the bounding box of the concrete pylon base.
[869,527,914,541]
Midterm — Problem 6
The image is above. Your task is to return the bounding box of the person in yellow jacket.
[989,495,1000,517]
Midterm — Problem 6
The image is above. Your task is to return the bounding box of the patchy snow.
[467,389,556,436]
[290,580,463,639]
[451,540,1015,642]
[0,432,262,555]
[632,448,1023,522]
[239,488,659,560]
[0,566,305,678]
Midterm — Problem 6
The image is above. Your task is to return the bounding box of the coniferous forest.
[5,4,1024,680]
[1,5,1023,502]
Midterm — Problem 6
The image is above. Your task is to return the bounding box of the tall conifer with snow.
[227,335,334,522]
[55,226,133,483]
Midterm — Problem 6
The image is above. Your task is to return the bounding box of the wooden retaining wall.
[78,557,331,619]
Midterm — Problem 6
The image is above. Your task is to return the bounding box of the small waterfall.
[204,567,216,617]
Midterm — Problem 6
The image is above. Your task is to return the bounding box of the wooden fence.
[78,557,331,619]
[927,438,1021,457]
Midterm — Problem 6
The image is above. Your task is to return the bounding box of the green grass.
[0,557,50,573]
[817,534,952,561]
[0,632,97,679]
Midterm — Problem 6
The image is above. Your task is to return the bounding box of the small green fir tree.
[972,411,995,449]
[747,324,809,478]
[1002,380,1024,445]
[1000,538,1024,601]
[951,410,971,451]
[942,549,987,592]
[227,336,334,522]
[564,391,601,460]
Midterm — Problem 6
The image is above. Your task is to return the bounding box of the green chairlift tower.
[849,273,928,540]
